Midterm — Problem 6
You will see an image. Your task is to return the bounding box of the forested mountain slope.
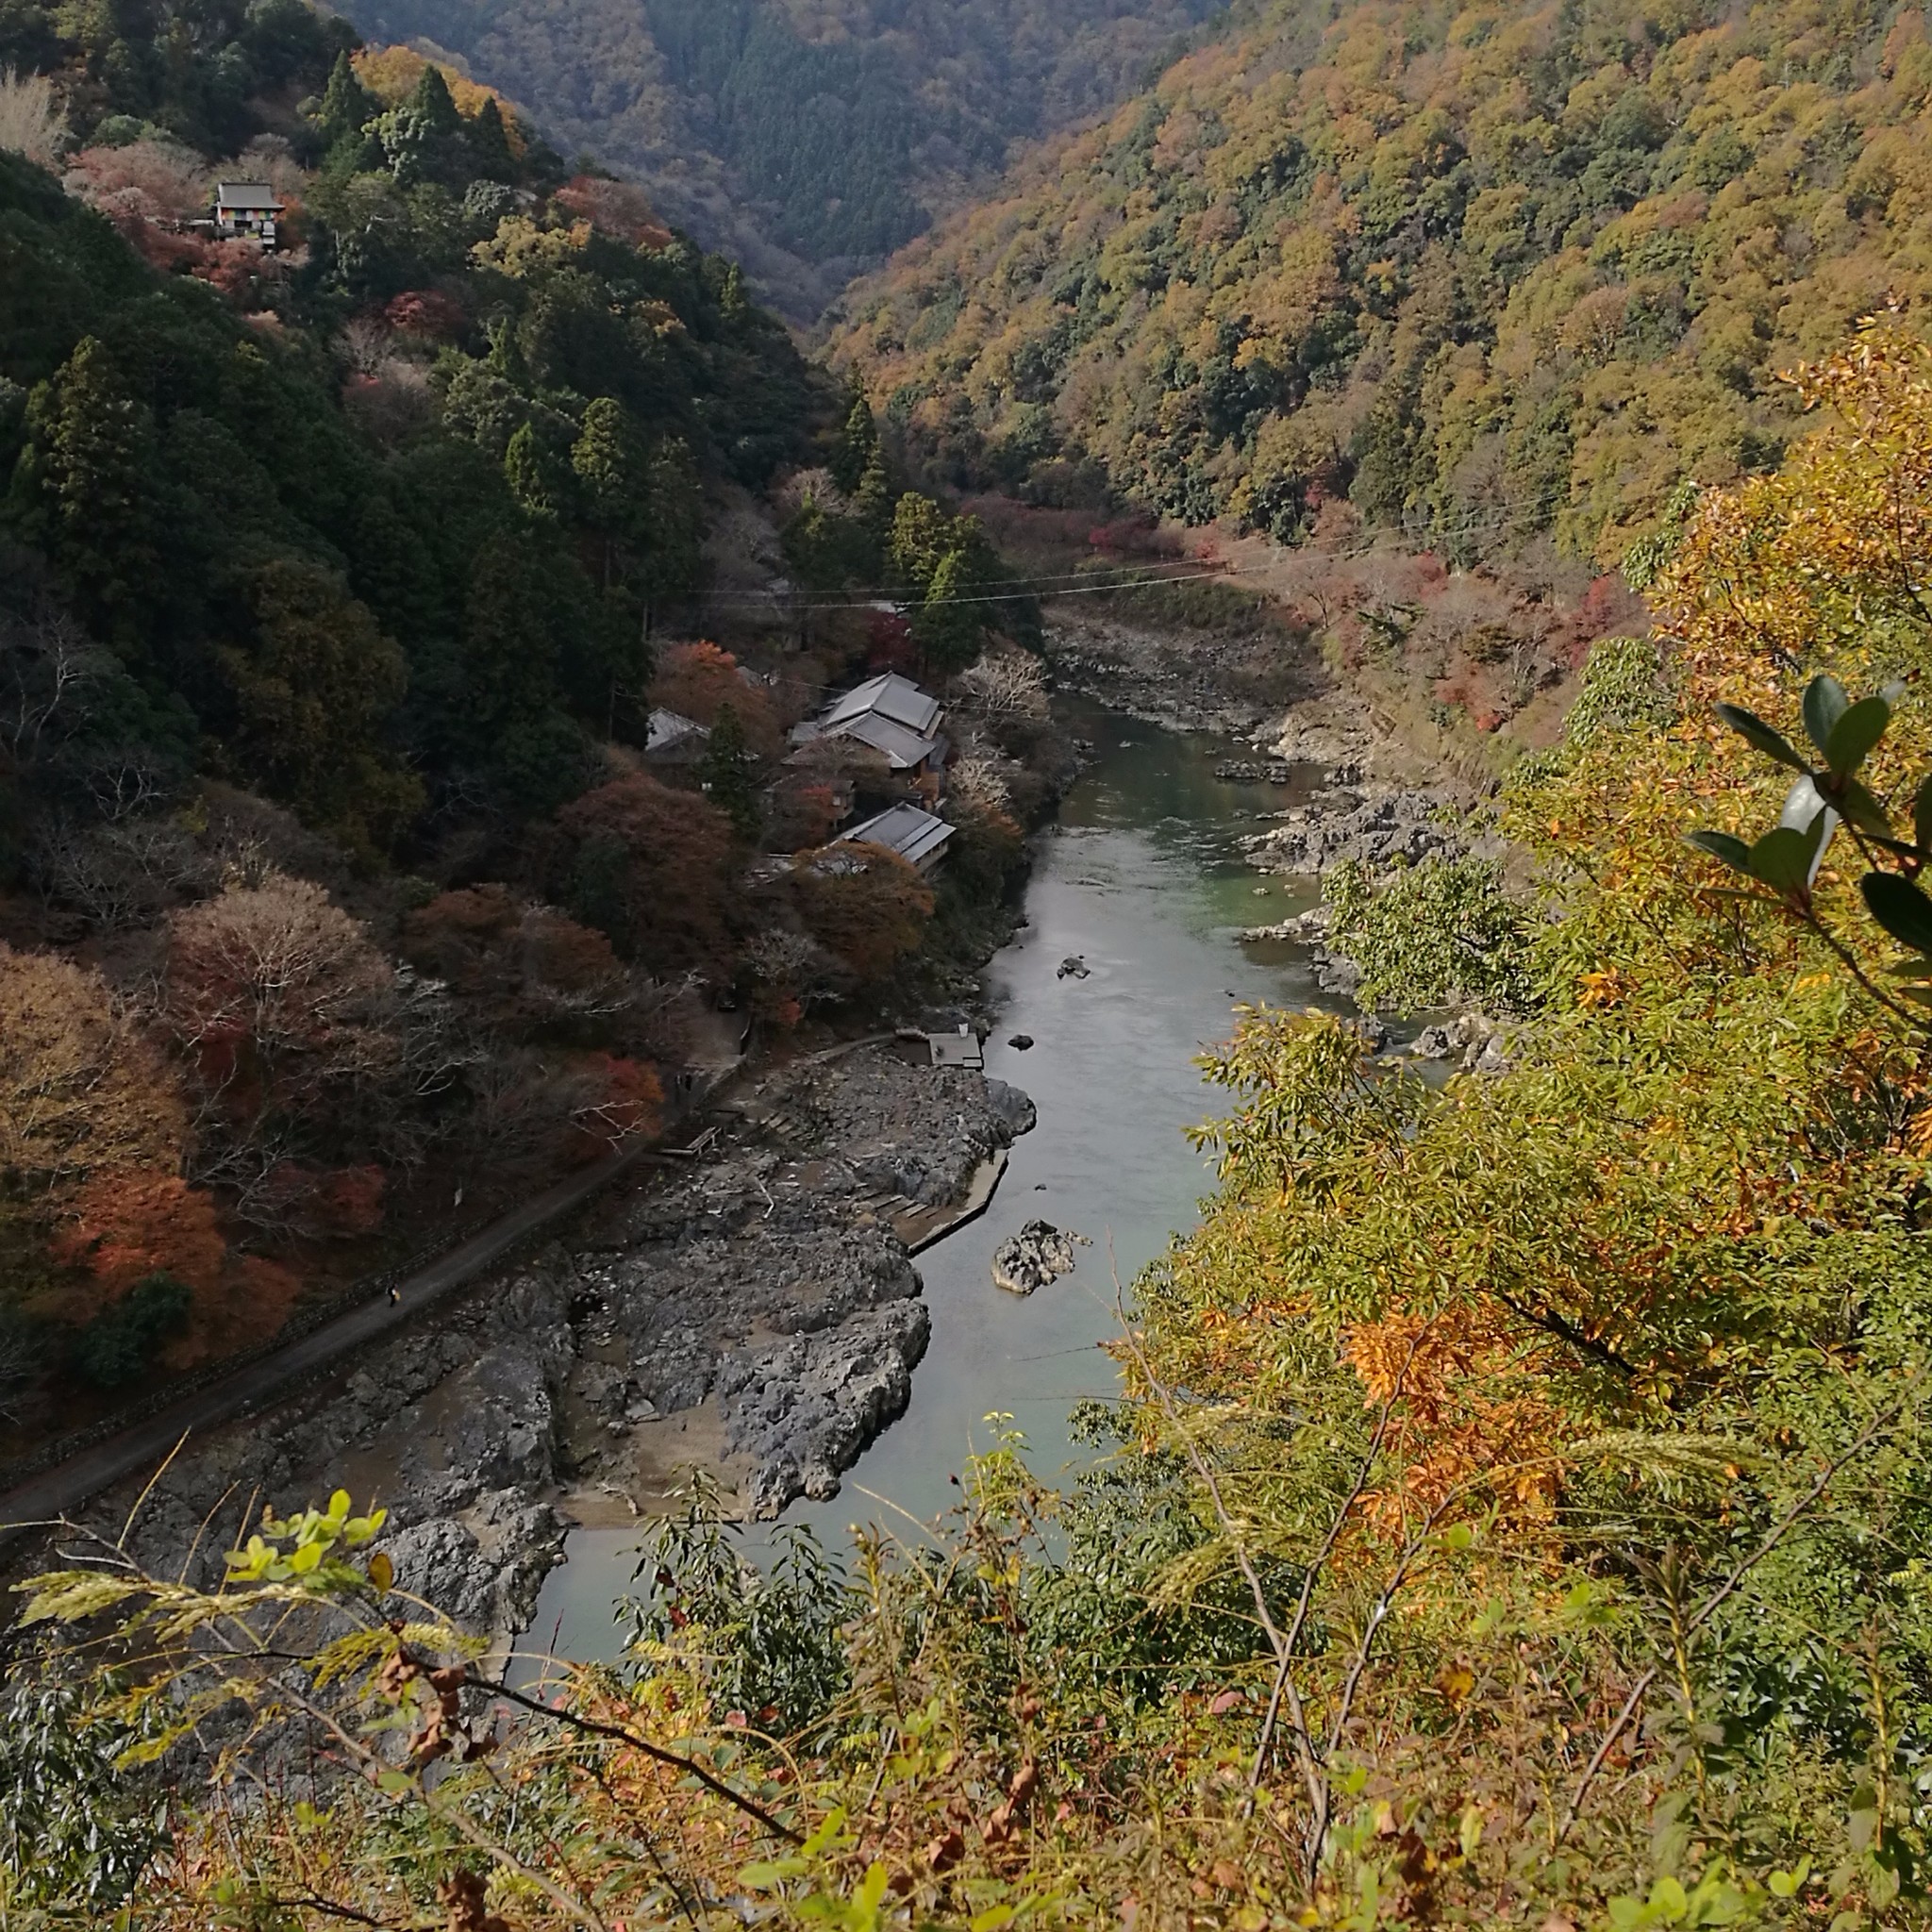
[0,1,1041,1441]
[829,0,1932,564]
[326,0,1228,317]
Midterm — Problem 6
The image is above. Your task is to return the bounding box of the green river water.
[525,703,1367,1662]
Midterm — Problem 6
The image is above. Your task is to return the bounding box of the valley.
[5,0,1932,1923]
[328,0,1228,318]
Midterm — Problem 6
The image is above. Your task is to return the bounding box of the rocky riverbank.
[62,1044,1033,1640]
[1044,608,1420,786]
[1044,605,1468,889]
[1038,603,1513,1029]
[1045,610,1275,738]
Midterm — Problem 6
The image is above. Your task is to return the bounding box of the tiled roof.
[645,708,708,751]
[837,803,955,868]
[820,673,941,737]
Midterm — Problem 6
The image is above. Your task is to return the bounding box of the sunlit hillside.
[830,0,1932,562]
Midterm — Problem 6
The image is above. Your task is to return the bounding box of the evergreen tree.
[699,701,761,841]
[8,336,159,649]
[410,61,465,145]
[504,421,569,522]
[639,435,704,625]
[912,547,986,677]
[457,530,587,811]
[485,316,534,391]
[317,48,375,150]
[571,395,646,587]
[854,446,892,535]
[888,491,953,594]
[467,95,516,182]
[225,558,421,858]
[830,388,879,495]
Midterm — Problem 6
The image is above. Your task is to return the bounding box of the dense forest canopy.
[0,0,823,836]
[829,0,1932,564]
[0,0,1049,1440]
[325,0,1229,316]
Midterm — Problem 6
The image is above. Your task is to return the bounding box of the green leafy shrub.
[70,1272,191,1390]
[0,1673,168,1917]
[1324,852,1537,1014]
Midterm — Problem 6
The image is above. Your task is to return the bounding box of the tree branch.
[467,1668,805,1845]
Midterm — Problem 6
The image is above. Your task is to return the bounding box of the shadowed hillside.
[328,0,1229,317]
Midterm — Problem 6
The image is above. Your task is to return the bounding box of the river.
[525,703,1357,1662]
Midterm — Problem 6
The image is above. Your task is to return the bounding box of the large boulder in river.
[991,1220,1090,1295]
[985,1078,1037,1137]
[718,1297,933,1519]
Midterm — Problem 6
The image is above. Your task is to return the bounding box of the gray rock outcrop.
[1408,1012,1512,1074]
[991,1221,1090,1296]
[1244,789,1461,875]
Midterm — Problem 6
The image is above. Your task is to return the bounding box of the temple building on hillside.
[212,182,285,245]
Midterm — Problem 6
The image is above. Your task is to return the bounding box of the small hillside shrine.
[213,181,285,245]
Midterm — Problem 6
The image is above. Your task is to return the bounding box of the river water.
[525,705,1352,1662]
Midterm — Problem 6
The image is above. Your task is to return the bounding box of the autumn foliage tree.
[647,642,782,758]
[554,772,740,974]
[0,942,187,1205]
[48,1174,225,1301]
[0,941,206,1310]
[401,883,631,1041]
[788,841,935,984]
[160,874,397,1127]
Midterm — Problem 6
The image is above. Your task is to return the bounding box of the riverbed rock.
[1044,612,1273,737]
[1407,1013,1512,1073]
[1008,1033,1034,1050]
[1310,948,1364,997]
[991,1220,1091,1295]
[741,1045,1034,1208]
[1241,908,1325,943]
[985,1079,1038,1138]
[78,1257,580,1641]
[1244,789,1462,875]
[58,1049,1041,1642]
[1058,956,1091,979]
[717,1297,932,1519]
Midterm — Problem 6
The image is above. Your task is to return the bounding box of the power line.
[700,482,1591,617]
[700,554,1242,610]
[701,563,1273,614]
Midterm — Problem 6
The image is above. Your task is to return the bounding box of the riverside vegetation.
[13,325,1932,1924]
